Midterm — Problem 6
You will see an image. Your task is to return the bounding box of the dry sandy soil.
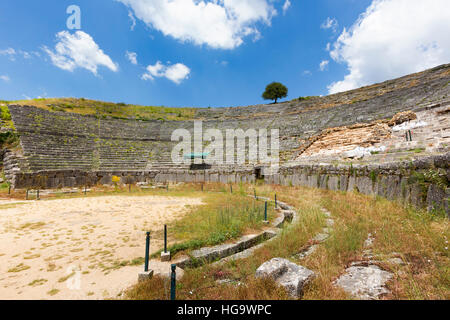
[0,195,203,300]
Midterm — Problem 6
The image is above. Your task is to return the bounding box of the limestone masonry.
[2,64,449,214]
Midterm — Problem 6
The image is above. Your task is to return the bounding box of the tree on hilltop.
[262,82,288,104]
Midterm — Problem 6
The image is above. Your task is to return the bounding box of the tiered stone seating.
[6,63,450,174]
[292,102,450,165]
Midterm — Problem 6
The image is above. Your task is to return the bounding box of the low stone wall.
[12,167,256,189]
[10,153,448,214]
[265,153,449,214]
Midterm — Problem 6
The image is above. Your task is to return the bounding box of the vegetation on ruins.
[2,63,449,124]
[126,183,449,300]
[9,97,196,121]
[0,105,19,149]
[155,191,274,258]
[111,175,121,188]
[0,179,447,300]
[298,96,315,101]
[262,82,288,103]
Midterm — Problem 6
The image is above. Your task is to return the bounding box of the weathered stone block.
[356,176,374,195]
[348,176,356,192]
[309,175,318,188]
[256,258,315,298]
[334,265,393,300]
[339,175,348,191]
[138,270,154,282]
[328,176,339,191]
[426,184,448,215]
[161,252,171,262]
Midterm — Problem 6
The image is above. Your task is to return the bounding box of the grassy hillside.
[2,63,449,122]
[6,97,196,121]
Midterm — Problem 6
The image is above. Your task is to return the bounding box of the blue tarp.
[183,152,210,160]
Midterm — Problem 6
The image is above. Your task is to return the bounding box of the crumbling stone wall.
[265,153,449,214]
[12,168,256,189]
[10,153,448,214]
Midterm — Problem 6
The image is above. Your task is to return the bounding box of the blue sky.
[0,0,449,108]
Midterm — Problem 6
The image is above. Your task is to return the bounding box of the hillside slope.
[1,63,449,180]
[2,63,449,122]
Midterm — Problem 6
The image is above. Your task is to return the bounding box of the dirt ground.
[0,195,203,300]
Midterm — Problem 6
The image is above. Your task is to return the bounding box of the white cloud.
[215,60,229,66]
[0,48,16,55]
[0,75,10,82]
[117,0,279,49]
[319,60,329,71]
[282,0,291,14]
[0,48,17,61]
[0,48,37,61]
[128,11,137,30]
[43,31,118,75]
[321,17,338,33]
[126,51,138,64]
[302,70,312,76]
[142,61,190,84]
[328,0,450,94]
[21,51,31,59]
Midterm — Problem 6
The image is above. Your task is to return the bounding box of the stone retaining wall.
[12,167,256,189]
[265,153,449,214]
[10,153,449,214]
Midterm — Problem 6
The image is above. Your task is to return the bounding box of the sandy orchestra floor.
[0,195,203,300]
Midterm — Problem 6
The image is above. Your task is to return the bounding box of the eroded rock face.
[256,258,315,298]
[334,265,393,300]
[297,122,392,159]
[388,110,417,126]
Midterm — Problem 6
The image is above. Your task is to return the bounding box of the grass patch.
[126,185,325,300]
[11,97,196,121]
[0,202,26,210]
[8,263,30,273]
[28,279,48,287]
[58,272,76,283]
[125,184,449,300]
[153,192,275,258]
[47,289,60,296]
[23,254,41,260]
[18,222,46,230]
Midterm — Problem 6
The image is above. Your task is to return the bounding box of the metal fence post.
[144,232,150,272]
[164,225,168,253]
[170,264,177,300]
[254,188,257,199]
[275,194,277,209]
[264,201,268,221]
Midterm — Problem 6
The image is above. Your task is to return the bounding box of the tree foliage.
[262,82,288,103]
